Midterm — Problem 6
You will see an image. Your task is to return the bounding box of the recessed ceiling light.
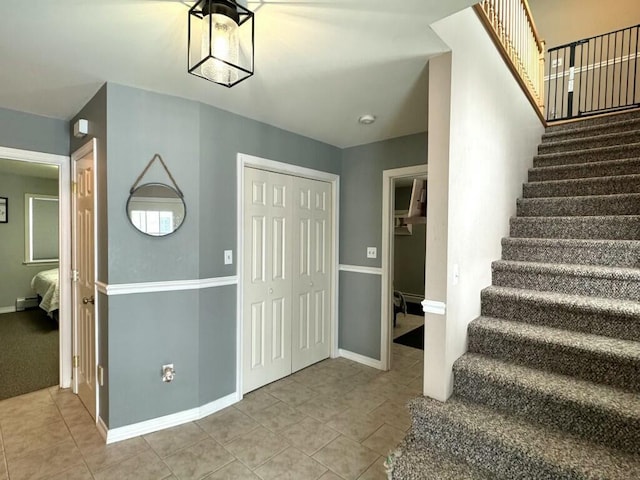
[358,114,376,125]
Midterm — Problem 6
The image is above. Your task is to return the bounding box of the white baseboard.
[96,416,108,441]
[0,306,16,314]
[339,349,383,370]
[103,392,240,444]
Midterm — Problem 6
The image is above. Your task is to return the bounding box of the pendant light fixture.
[188,0,254,88]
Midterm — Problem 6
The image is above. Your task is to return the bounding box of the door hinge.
[73,355,79,368]
[72,181,77,194]
[72,270,79,282]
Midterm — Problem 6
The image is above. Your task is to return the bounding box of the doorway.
[0,146,72,396]
[237,153,340,396]
[381,165,428,372]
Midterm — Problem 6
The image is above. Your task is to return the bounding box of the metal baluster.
[633,25,640,103]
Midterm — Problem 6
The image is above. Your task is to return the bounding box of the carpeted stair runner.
[390,109,640,479]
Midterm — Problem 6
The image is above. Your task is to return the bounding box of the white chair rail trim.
[422,299,446,316]
[95,276,238,296]
[338,264,383,275]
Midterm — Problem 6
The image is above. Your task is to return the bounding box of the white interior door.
[243,168,293,393]
[291,178,332,372]
[72,145,97,419]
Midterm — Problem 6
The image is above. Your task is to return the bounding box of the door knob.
[82,296,95,305]
[269,288,273,294]
[310,282,314,287]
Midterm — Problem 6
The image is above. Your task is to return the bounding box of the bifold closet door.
[243,168,293,394]
[291,177,332,372]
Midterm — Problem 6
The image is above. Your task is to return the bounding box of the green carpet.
[0,309,59,401]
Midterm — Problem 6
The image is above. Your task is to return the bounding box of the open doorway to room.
[391,177,427,345]
[0,149,72,401]
[381,165,427,376]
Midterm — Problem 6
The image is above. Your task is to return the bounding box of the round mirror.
[126,183,186,237]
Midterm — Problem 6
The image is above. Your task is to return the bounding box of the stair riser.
[545,110,640,133]
[510,217,640,240]
[542,119,640,143]
[409,411,575,480]
[481,291,640,342]
[534,145,640,168]
[517,195,640,217]
[523,176,640,198]
[467,327,640,392]
[501,241,640,268]
[539,132,640,154]
[453,367,640,454]
[528,159,640,182]
[492,268,640,301]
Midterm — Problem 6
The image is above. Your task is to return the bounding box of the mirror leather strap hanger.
[130,153,184,198]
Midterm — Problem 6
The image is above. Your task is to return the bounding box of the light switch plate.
[367,247,377,259]
[224,250,233,265]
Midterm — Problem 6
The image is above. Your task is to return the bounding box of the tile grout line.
[47,388,97,480]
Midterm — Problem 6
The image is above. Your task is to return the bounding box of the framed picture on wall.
[0,197,7,223]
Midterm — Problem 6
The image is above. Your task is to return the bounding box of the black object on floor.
[406,302,423,316]
[394,325,424,350]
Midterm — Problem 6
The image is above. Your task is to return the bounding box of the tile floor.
[0,343,423,480]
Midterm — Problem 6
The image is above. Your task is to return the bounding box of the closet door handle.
[269,288,273,294]
[309,282,314,287]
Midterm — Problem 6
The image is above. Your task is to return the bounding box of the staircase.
[390,110,640,480]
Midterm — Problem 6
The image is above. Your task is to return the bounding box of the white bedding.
[31,268,60,314]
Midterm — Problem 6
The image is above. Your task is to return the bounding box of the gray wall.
[338,133,427,359]
[0,172,58,309]
[0,107,69,156]
[394,186,426,297]
[340,133,427,266]
[65,82,425,427]
[96,83,341,428]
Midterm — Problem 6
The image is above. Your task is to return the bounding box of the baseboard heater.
[16,296,39,311]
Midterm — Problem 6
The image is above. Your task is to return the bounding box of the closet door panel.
[292,177,332,372]
[243,168,293,393]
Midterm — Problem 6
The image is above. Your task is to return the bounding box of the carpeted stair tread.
[509,215,640,239]
[545,109,640,133]
[539,130,640,154]
[467,316,640,391]
[517,192,640,216]
[542,117,640,143]
[390,433,492,480]
[501,237,640,267]
[533,142,640,168]
[528,157,640,182]
[453,353,640,453]
[481,285,640,341]
[492,260,640,300]
[407,396,640,480]
[523,173,640,198]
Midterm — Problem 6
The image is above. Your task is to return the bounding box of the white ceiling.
[0,0,476,148]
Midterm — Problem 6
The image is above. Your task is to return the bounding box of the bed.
[31,268,60,317]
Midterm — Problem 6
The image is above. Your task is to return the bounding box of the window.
[24,193,59,263]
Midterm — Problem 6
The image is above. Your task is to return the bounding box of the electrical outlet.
[366,247,377,259]
[224,250,233,265]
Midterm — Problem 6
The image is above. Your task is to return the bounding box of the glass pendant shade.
[188,0,254,88]
[201,13,239,84]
